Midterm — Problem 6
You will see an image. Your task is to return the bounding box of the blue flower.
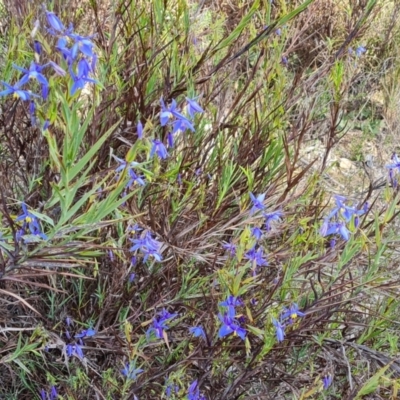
[355,45,366,57]
[167,132,174,148]
[147,308,178,339]
[114,156,145,189]
[386,153,400,171]
[150,139,168,159]
[69,61,98,96]
[219,295,243,318]
[121,362,144,380]
[130,232,163,262]
[218,313,246,340]
[75,327,96,338]
[172,118,195,135]
[187,380,206,400]
[189,326,206,339]
[322,375,333,389]
[160,97,192,127]
[137,120,143,139]
[46,11,66,33]
[15,203,47,240]
[251,226,263,240]
[249,192,266,215]
[40,386,58,400]
[222,240,237,256]
[34,40,42,56]
[320,221,350,241]
[13,62,49,88]
[280,303,305,323]
[263,210,283,231]
[50,386,57,400]
[66,343,84,359]
[272,318,285,342]
[68,33,96,58]
[245,247,268,267]
[0,81,39,101]
[186,96,204,118]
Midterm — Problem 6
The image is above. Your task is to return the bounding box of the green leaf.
[68,118,122,182]
[355,362,393,398]
[216,0,260,50]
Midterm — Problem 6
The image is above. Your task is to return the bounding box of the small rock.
[339,158,354,170]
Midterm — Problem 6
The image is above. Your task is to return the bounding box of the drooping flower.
[222,240,237,257]
[69,61,98,96]
[187,380,206,400]
[263,210,283,231]
[249,192,266,215]
[137,120,143,139]
[150,139,168,159]
[68,32,96,59]
[172,118,195,134]
[45,10,66,33]
[66,343,84,359]
[322,375,333,389]
[121,361,144,381]
[186,96,204,118]
[189,326,206,339]
[272,318,285,342]
[251,226,263,240]
[75,327,96,338]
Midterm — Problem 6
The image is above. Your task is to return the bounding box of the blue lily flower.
[245,247,268,267]
[160,97,192,127]
[219,295,243,318]
[222,240,237,256]
[121,362,144,380]
[249,192,266,215]
[187,380,206,400]
[322,375,333,389]
[13,62,49,88]
[75,327,96,338]
[0,81,39,101]
[263,210,283,230]
[68,33,96,58]
[16,203,47,240]
[150,139,168,159]
[66,343,84,359]
[217,313,246,340]
[147,308,177,339]
[189,326,206,339]
[272,318,285,342]
[137,120,144,139]
[186,96,204,118]
[45,11,66,33]
[280,303,306,323]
